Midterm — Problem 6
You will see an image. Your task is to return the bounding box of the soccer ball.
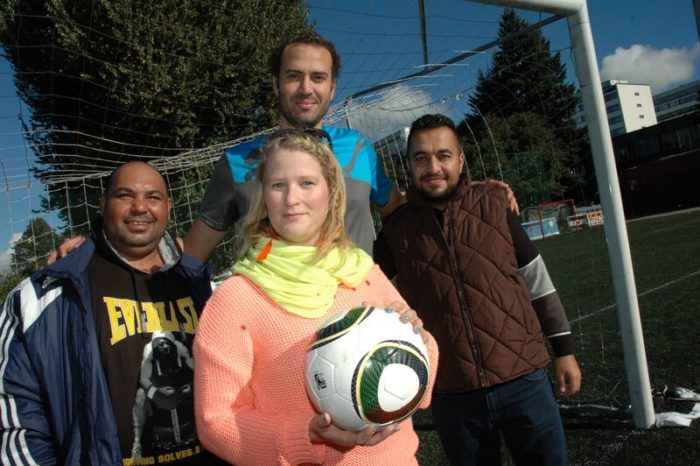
[304,305,430,431]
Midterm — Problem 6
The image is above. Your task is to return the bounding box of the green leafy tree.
[463,112,581,207]
[10,218,63,276]
[1,218,62,302]
[0,0,309,227]
[461,8,591,206]
[166,160,240,277]
[0,272,23,303]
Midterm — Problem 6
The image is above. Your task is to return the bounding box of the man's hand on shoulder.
[374,186,406,218]
[475,179,520,215]
[47,235,87,265]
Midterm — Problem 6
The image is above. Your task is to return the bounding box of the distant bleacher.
[522,203,604,241]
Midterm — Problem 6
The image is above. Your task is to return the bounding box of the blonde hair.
[239,129,353,261]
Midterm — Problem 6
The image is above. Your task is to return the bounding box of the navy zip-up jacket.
[0,232,211,465]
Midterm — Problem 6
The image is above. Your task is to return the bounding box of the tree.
[463,112,581,207]
[0,0,310,227]
[0,271,23,303]
[10,218,63,276]
[460,9,591,206]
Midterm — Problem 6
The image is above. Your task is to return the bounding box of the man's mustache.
[420,173,446,182]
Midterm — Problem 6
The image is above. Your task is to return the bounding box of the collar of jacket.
[90,215,182,273]
[34,216,183,309]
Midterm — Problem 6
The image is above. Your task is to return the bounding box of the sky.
[307,0,700,134]
[577,0,700,91]
[316,0,700,96]
[1,0,699,271]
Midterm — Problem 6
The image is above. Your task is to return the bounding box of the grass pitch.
[415,208,700,465]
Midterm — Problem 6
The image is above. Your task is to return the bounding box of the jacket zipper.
[440,208,487,387]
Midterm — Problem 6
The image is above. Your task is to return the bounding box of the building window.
[661,131,679,152]
[617,144,632,161]
[639,115,645,119]
[634,136,660,157]
[637,103,642,107]
[611,127,626,137]
[604,92,617,102]
[634,92,640,96]
[678,127,692,149]
[690,123,700,147]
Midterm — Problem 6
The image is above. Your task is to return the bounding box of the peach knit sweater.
[194,265,439,466]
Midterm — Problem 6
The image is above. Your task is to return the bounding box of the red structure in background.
[537,198,576,237]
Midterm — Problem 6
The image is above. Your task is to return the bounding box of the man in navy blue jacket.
[0,162,221,465]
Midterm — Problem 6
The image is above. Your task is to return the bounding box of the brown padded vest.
[381,177,550,392]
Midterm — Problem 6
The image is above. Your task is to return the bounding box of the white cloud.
[330,84,452,140]
[0,233,22,274]
[600,43,700,93]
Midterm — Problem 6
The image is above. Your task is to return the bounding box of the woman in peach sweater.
[193,129,439,465]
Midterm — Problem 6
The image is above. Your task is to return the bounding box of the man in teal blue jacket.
[184,31,405,260]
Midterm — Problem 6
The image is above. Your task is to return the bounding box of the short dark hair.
[103,161,168,195]
[269,31,341,80]
[406,114,459,156]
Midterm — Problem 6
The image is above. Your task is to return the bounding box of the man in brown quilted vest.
[374,114,581,466]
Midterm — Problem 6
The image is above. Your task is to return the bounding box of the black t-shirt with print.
[89,232,224,466]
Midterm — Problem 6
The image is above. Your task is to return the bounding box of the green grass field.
[415,208,700,465]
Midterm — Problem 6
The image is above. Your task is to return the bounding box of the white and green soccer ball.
[305,305,430,431]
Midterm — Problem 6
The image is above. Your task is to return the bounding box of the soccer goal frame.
[468,0,654,428]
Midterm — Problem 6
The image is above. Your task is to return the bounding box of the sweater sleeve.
[370,267,439,410]
[506,211,574,357]
[193,279,325,466]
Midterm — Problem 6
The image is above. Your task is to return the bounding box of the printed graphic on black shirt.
[89,248,207,465]
[131,331,196,461]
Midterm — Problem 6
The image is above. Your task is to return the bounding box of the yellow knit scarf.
[233,238,375,318]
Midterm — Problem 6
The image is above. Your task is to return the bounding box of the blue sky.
[308,0,700,134]
[309,0,700,98]
[1,0,699,269]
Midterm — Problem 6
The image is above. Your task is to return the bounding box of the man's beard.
[418,187,453,204]
[278,95,329,129]
[414,175,459,204]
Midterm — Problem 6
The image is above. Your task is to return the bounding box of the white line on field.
[570,269,700,324]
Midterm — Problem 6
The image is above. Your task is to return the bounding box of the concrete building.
[654,79,700,122]
[574,80,657,136]
[612,113,700,217]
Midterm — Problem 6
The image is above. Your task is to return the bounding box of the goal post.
[0,0,656,430]
[468,0,655,428]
